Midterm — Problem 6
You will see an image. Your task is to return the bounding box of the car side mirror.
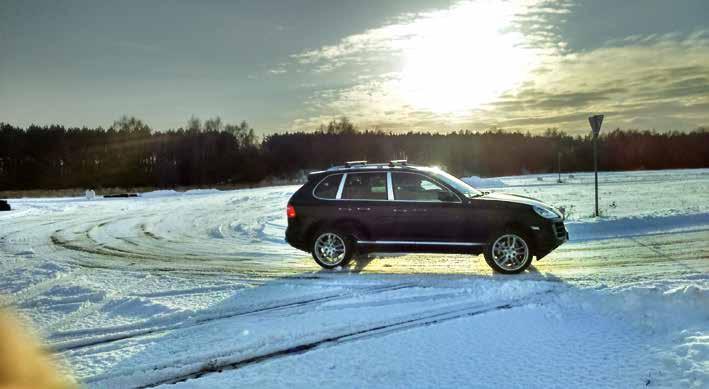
[437,191,457,202]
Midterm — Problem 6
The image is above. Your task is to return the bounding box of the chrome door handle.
[393,208,407,213]
[356,207,371,212]
[338,207,353,212]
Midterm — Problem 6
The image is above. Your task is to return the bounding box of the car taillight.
[286,204,296,218]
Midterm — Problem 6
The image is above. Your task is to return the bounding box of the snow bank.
[184,189,221,196]
[140,189,220,198]
[559,283,709,333]
[140,190,179,198]
[567,213,709,241]
[554,282,709,388]
[461,176,506,188]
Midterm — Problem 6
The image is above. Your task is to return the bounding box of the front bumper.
[530,219,568,260]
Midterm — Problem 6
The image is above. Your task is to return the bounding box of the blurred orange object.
[0,309,76,389]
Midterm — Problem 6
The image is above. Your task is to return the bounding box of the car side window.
[313,174,343,199]
[341,173,388,200]
[392,173,457,202]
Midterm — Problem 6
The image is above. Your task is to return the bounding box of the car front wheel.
[483,232,533,274]
[311,230,354,269]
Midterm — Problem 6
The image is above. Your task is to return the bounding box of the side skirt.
[357,240,484,246]
[356,240,485,255]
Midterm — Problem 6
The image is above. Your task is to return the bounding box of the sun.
[396,0,539,114]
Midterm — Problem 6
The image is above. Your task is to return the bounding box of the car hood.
[479,191,551,209]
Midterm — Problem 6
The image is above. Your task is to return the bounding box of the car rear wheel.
[483,232,533,274]
[311,230,354,269]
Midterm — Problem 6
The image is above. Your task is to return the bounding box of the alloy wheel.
[314,233,346,266]
[491,233,529,272]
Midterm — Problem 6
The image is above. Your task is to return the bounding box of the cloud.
[268,68,287,75]
[288,0,569,75]
[487,31,709,131]
[285,0,709,133]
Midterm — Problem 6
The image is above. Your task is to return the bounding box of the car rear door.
[389,172,468,243]
[339,172,398,241]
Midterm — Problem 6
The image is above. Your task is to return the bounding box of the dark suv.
[285,161,567,274]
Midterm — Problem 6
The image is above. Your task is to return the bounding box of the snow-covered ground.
[1,169,707,388]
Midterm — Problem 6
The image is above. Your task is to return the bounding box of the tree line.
[1,117,707,191]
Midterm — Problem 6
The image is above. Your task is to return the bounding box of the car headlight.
[533,205,560,219]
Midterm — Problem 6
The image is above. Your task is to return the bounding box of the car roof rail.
[344,160,368,168]
[388,159,408,167]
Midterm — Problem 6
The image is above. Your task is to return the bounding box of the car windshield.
[429,169,484,198]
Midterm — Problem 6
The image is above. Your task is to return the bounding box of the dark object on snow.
[0,200,10,211]
[103,193,139,198]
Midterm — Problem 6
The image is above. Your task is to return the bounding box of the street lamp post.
[588,114,604,217]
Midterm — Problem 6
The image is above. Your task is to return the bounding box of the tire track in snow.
[2,267,80,308]
[44,198,301,272]
[51,283,416,352]
[629,235,707,275]
[137,291,552,388]
[6,190,305,281]
[50,215,167,261]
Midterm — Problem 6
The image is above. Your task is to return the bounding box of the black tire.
[310,228,354,269]
[483,230,533,274]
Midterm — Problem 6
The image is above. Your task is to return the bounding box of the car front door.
[389,172,468,243]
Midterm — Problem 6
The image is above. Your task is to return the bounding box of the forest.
[1,116,707,190]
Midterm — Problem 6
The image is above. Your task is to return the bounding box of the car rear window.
[342,173,388,200]
[313,174,343,199]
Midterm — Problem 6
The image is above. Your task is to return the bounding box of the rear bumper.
[531,220,568,260]
[285,224,309,252]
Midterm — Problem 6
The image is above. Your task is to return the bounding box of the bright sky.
[1,0,708,134]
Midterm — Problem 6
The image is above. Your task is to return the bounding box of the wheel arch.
[305,218,371,248]
[497,221,538,257]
